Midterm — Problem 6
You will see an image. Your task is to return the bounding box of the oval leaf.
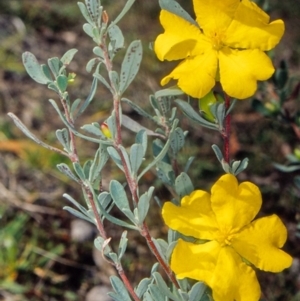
[22,52,51,84]
[110,180,134,221]
[60,48,78,65]
[175,172,194,198]
[130,143,144,175]
[119,40,142,94]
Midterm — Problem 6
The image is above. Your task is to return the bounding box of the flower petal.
[171,240,261,301]
[211,247,261,301]
[219,47,275,99]
[211,174,262,230]
[162,190,218,240]
[171,239,220,281]
[161,51,218,98]
[193,0,239,34]
[225,0,284,51]
[232,215,293,272]
[154,10,206,61]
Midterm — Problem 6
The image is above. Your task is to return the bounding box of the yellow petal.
[232,215,293,272]
[193,0,239,34]
[161,51,218,98]
[154,10,206,61]
[211,174,262,230]
[218,47,275,99]
[162,190,218,240]
[225,0,284,51]
[170,239,221,281]
[211,247,261,301]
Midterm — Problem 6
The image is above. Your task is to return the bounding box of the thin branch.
[112,98,179,288]
[84,185,108,239]
[116,263,141,301]
[60,96,79,163]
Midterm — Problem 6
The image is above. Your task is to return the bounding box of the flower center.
[209,30,226,51]
[214,227,237,247]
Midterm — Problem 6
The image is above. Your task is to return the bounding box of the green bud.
[199,90,217,122]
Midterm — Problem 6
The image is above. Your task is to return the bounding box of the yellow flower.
[154,0,284,99]
[162,174,292,301]
[100,122,112,138]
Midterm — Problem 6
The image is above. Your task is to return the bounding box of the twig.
[112,90,180,289]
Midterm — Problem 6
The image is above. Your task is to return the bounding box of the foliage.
[3,0,299,300]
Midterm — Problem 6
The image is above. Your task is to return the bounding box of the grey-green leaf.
[63,193,89,215]
[85,0,101,23]
[175,172,194,199]
[73,162,86,181]
[93,72,112,92]
[136,129,147,157]
[70,98,82,116]
[154,86,184,98]
[7,113,68,156]
[41,64,52,81]
[57,163,80,183]
[56,128,70,152]
[121,98,156,122]
[76,76,98,117]
[109,276,132,301]
[138,136,171,181]
[81,122,106,139]
[148,284,166,301]
[110,180,134,221]
[153,272,176,300]
[107,146,124,172]
[60,48,78,65]
[48,82,60,93]
[93,46,104,57]
[108,24,124,51]
[159,0,197,26]
[113,0,136,25]
[78,2,94,25]
[122,115,158,137]
[189,282,206,301]
[89,144,109,183]
[135,278,151,298]
[130,143,144,175]
[119,40,142,94]
[106,112,117,139]
[63,206,94,224]
[97,199,138,230]
[97,191,112,211]
[170,127,185,155]
[137,187,154,224]
[109,70,119,92]
[22,52,51,84]
[83,160,92,179]
[175,99,219,130]
[273,163,300,172]
[87,58,99,73]
[94,236,111,255]
[118,231,128,260]
[56,75,68,92]
[156,160,175,186]
[48,57,61,78]
[211,144,224,162]
[83,23,94,38]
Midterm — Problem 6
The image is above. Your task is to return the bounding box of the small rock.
[85,285,113,301]
[70,219,94,242]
